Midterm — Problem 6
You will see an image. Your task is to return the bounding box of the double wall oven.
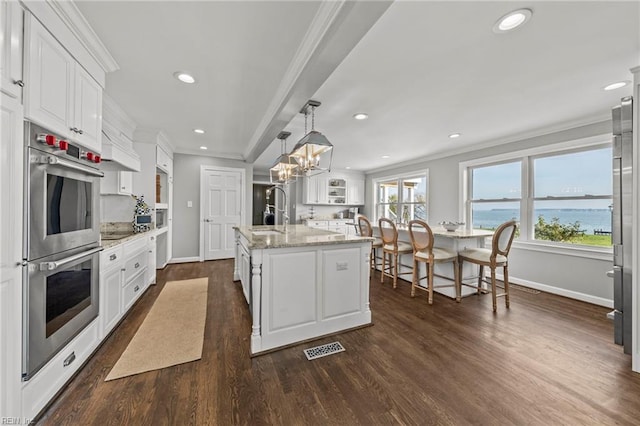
[23,122,103,380]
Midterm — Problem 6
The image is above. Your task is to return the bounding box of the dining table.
[375,225,495,299]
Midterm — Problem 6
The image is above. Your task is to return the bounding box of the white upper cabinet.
[303,175,329,205]
[0,1,24,99]
[347,178,365,205]
[24,15,102,153]
[156,145,172,175]
[73,65,102,151]
[303,173,365,205]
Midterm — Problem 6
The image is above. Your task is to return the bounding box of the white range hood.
[100,123,141,172]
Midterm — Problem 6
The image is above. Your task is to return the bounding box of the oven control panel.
[26,122,101,166]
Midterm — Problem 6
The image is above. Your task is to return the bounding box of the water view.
[473,209,612,235]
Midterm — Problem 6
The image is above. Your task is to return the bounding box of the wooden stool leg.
[477,265,484,295]
[393,252,399,289]
[503,264,510,308]
[490,267,497,312]
[427,262,434,305]
[411,258,417,297]
[381,251,386,283]
[454,259,461,302]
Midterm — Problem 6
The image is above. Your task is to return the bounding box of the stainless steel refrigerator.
[612,96,633,354]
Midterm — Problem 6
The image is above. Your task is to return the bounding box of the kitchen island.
[233,225,373,355]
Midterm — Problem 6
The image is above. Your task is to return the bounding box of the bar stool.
[379,218,413,288]
[408,220,460,304]
[458,220,517,312]
[357,215,383,271]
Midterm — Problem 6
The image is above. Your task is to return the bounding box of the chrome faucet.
[266,186,289,230]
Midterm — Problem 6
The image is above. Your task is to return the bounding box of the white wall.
[365,120,613,306]
[172,154,253,259]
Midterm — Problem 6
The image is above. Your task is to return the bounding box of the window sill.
[512,240,612,261]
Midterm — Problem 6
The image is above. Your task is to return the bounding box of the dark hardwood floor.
[38,260,640,425]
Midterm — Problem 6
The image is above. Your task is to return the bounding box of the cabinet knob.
[121,187,126,190]
[134,285,140,292]
[109,254,117,261]
[78,129,84,135]
[135,262,140,269]
[70,127,78,133]
[13,79,24,87]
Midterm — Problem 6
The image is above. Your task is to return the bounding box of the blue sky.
[472,148,612,209]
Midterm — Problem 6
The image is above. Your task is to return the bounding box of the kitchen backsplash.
[100,194,136,223]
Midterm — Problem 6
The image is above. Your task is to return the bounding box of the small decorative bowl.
[439,221,464,232]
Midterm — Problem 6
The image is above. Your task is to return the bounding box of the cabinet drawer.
[123,250,147,283]
[124,235,148,256]
[21,321,99,420]
[100,245,123,270]
[123,270,146,311]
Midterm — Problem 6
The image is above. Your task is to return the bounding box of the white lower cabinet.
[303,219,355,236]
[147,232,157,285]
[98,233,154,339]
[99,245,124,339]
[121,236,149,311]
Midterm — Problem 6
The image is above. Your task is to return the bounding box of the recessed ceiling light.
[200,146,207,150]
[194,128,205,134]
[345,166,351,169]
[353,113,369,120]
[449,133,461,139]
[174,71,196,84]
[604,81,630,91]
[493,8,532,33]
[381,155,390,159]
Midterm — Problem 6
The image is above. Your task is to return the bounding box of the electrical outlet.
[187,201,193,208]
[336,262,348,271]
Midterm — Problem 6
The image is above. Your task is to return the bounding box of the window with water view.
[468,145,612,247]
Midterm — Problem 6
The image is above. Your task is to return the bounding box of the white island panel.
[323,248,363,319]
[267,251,317,331]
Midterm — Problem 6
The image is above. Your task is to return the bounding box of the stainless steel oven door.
[26,147,102,260]
[22,245,102,380]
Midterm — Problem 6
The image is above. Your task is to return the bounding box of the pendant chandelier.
[269,131,299,184]
[289,100,333,176]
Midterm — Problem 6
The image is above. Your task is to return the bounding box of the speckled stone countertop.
[100,222,155,249]
[234,225,373,250]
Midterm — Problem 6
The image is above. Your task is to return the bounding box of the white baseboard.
[495,273,613,308]
[169,256,200,264]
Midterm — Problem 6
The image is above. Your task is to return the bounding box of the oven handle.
[39,247,104,271]
[40,156,104,178]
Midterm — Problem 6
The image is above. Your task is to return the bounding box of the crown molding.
[174,148,245,162]
[45,0,119,73]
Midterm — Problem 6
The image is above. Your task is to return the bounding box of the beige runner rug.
[105,277,208,381]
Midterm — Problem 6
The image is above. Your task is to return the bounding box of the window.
[464,142,612,248]
[470,161,521,230]
[375,174,427,224]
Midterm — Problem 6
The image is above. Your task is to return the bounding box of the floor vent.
[303,342,345,360]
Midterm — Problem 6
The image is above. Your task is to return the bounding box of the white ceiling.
[76,1,639,173]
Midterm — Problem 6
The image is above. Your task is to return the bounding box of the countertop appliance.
[612,96,633,354]
[22,122,103,380]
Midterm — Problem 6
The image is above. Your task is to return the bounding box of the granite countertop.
[100,222,155,249]
[234,225,373,249]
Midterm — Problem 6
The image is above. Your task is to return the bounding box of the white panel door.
[203,169,242,260]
